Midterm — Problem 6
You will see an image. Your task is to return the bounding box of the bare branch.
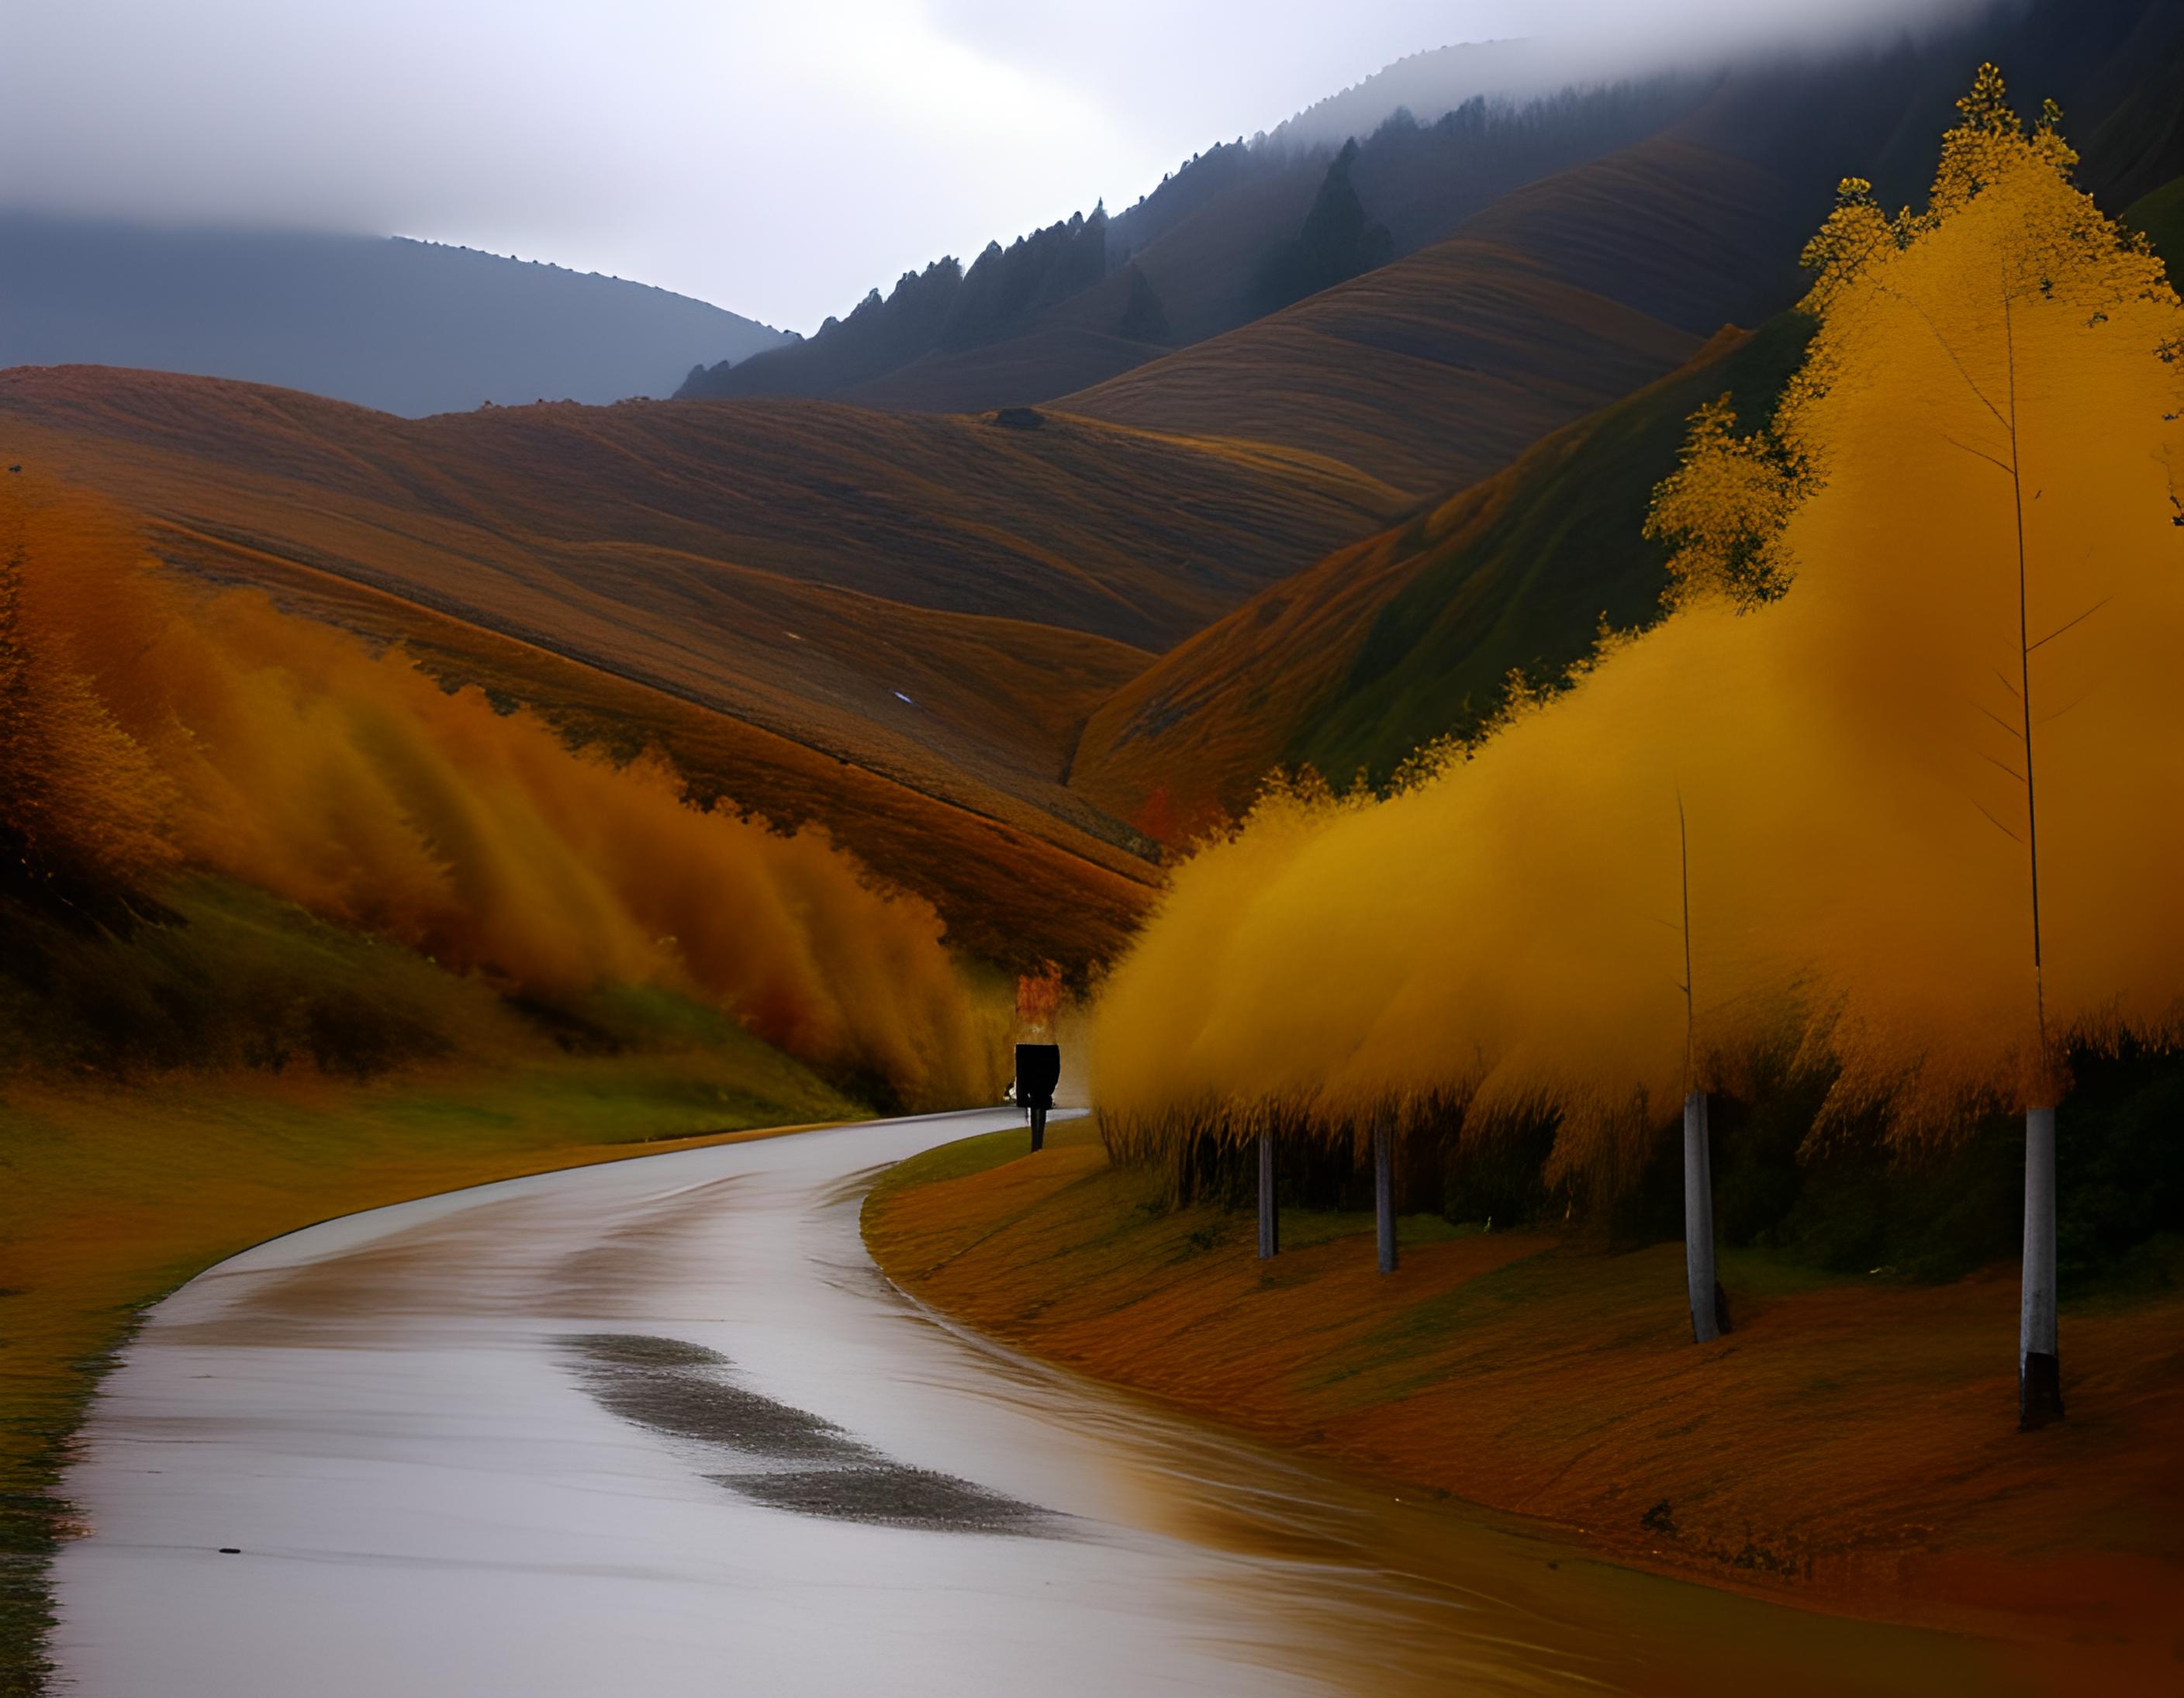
[1966,792,2027,845]
[1875,280,2010,432]
[1971,699,2022,739]
[1992,666,2022,699]
[1976,747,2027,785]
[2038,689,2095,726]
[2027,594,2113,653]
[1940,432,2015,476]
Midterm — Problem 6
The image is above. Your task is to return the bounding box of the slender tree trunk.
[1257,1133,1279,1259]
[2000,285,2064,1427]
[2020,1105,2064,1427]
[1374,1115,1398,1274]
[1674,799,1725,1342]
[1684,1089,1723,1344]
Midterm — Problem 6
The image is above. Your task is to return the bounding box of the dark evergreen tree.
[1253,138,1394,310]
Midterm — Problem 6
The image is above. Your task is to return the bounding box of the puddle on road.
[563,1331,1059,1536]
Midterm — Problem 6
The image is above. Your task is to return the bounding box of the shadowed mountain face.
[0,216,791,417]
[681,77,1709,413]
[679,0,2180,440]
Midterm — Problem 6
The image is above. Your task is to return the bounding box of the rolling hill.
[1050,124,1809,498]
[0,215,790,416]
[1064,317,1814,833]
[0,366,1402,968]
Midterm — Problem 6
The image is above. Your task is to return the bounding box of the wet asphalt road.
[50,1108,2016,1695]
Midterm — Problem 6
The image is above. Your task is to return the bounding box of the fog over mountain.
[4,1,1987,336]
[0,216,789,417]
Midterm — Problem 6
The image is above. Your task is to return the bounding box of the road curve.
[52,1110,2017,1696]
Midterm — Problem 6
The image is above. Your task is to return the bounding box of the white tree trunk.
[1684,1089,1720,1344]
[2020,1105,2064,1427]
[1257,1133,1279,1259]
[1374,1116,1398,1274]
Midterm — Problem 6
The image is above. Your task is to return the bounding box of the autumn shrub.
[0,478,1004,1105]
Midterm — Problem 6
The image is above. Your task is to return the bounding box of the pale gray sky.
[0,1,1971,333]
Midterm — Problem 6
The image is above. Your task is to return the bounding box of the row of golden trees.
[1090,69,2184,1429]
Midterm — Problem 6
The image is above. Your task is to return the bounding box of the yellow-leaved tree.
[1090,66,2184,1430]
[1657,64,2181,1425]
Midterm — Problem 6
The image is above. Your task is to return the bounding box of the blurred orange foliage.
[0,478,1004,1107]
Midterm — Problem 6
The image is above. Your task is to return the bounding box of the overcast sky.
[2,1,1972,333]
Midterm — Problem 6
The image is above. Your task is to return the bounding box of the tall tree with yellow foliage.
[1658,65,2182,1425]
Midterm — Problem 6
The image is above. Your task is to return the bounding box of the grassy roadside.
[863,1123,2184,1678]
[0,1047,862,1694]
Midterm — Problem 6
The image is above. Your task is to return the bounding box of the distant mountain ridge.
[679,75,1705,409]
[678,0,2181,426]
[0,215,790,416]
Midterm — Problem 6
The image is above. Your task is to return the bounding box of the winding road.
[54,1110,2019,1695]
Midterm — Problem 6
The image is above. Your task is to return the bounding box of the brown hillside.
[0,367,1400,965]
[0,369,1398,789]
[1066,326,1766,829]
[1059,136,1801,497]
[1457,133,1807,335]
[1059,236,1699,498]
[1067,464,1517,829]
[150,548,1159,972]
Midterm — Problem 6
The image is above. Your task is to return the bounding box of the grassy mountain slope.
[0,216,788,417]
[1068,318,1813,828]
[1452,133,1808,336]
[0,367,1401,965]
[145,552,1160,972]
[1054,130,1800,497]
[1059,235,1700,497]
